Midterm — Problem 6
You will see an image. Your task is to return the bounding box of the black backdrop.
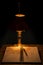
[0,0,43,46]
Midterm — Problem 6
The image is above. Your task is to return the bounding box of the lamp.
[15,2,25,17]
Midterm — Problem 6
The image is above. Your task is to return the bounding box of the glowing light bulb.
[15,13,25,17]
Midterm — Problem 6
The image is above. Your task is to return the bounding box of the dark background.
[0,0,43,46]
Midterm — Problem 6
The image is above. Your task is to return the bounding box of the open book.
[2,46,41,63]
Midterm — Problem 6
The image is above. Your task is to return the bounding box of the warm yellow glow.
[17,43,21,48]
[15,13,25,17]
[11,30,28,50]
[16,30,22,37]
[10,46,20,50]
[12,44,28,50]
